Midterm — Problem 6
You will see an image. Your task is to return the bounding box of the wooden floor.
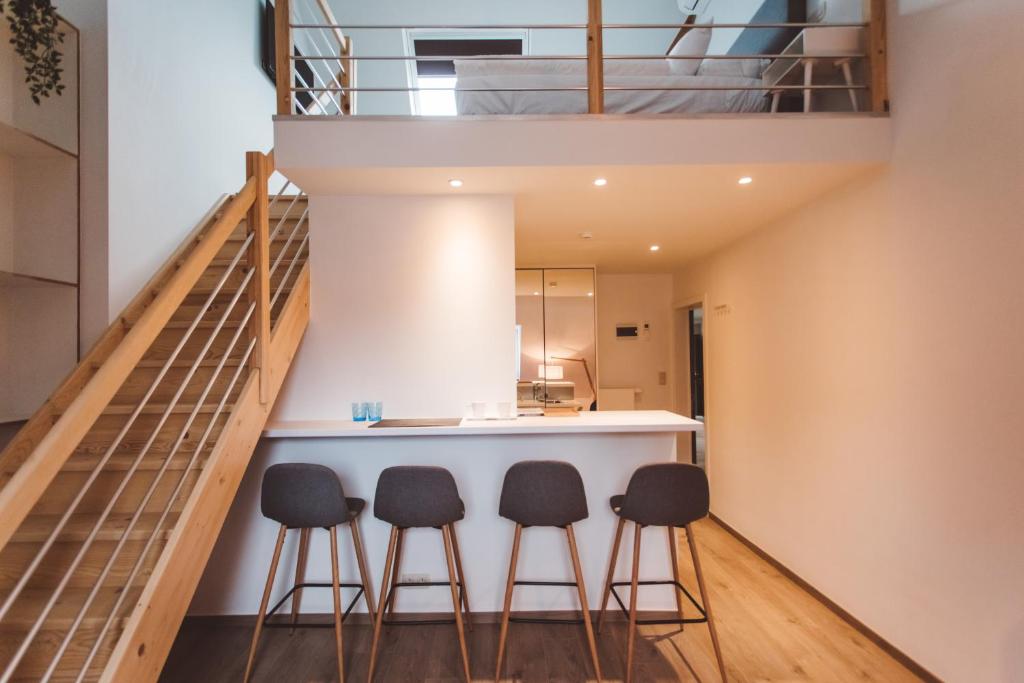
[159,518,923,682]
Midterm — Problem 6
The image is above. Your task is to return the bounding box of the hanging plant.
[1,0,65,105]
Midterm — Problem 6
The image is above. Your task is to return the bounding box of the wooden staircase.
[0,151,310,682]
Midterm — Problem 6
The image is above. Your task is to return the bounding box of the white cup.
[496,402,514,419]
[471,401,487,419]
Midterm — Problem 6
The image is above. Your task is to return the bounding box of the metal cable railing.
[278,3,887,116]
[291,0,347,115]
[0,229,256,682]
[271,234,310,315]
[42,298,258,682]
[0,148,311,681]
[69,336,259,683]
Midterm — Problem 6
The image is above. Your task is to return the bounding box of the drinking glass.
[367,401,383,422]
[351,401,367,422]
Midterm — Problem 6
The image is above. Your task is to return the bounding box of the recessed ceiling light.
[533,291,540,296]
[579,232,593,240]
[650,245,661,252]
[587,292,594,297]
[449,179,464,188]
[738,176,753,185]
[593,178,608,187]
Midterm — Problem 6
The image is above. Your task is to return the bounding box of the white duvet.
[454,59,769,115]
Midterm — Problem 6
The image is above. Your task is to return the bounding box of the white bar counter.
[263,410,702,438]
[191,411,702,618]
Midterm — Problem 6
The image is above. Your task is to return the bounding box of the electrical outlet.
[400,573,431,585]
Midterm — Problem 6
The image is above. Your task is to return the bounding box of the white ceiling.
[294,162,881,272]
[512,162,882,271]
[278,115,889,272]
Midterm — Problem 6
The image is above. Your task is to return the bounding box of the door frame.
[671,294,711,471]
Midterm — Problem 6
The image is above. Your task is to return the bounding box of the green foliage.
[1,0,65,105]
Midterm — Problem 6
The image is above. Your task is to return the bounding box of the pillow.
[697,57,767,80]
[808,0,828,23]
[667,23,712,76]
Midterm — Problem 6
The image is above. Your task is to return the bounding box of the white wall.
[11,158,78,282]
[0,157,12,273]
[596,273,674,410]
[104,0,276,317]
[272,194,517,420]
[0,284,77,421]
[673,0,1024,680]
[54,0,108,353]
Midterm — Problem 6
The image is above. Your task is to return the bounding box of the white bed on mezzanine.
[453,58,770,115]
[449,0,824,116]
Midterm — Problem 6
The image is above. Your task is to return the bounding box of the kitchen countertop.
[262,410,702,438]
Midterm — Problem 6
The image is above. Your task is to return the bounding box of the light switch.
[658,371,667,386]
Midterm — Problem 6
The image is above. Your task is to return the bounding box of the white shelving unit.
[0,16,80,423]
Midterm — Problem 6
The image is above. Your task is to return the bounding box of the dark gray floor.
[159,615,690,682]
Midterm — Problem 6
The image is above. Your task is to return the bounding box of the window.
[405,33,526,116]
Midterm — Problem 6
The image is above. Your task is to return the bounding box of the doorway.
[688,307,706,468]
[673,304,706,468]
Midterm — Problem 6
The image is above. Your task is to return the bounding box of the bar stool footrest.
[507,580,588,625]
[609,579,708,626]
[381,580,467,627]
[263,581,365,628]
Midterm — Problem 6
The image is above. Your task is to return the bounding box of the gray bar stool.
[243,463,376,683]
[494,461,602,682]
[596,463,727,683]
[367,466,472,683]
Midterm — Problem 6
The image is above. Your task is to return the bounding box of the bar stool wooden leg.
[625,523,642,683]
[448,522,474,630]
[686,523,727,683]
[350,519,377,620]
[668,525,686,625]
[329,526,346,683]
[290,527,311,634]
[243,524,288,683]
[442,525,472,683]
[367,526,399,683]
[597,517,625,634]
[566,524,603,682]
[494,523,522,682]
[386,528,405,621]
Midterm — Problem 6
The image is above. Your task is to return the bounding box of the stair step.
[112,360,244,406]
[63,452,208,474]
[142,325,252,363]
[0,586,136,631]
[79,410,229,449]
[12,512,178,545]
[35,469,201,516]
[0,538,163,592]
[207,256,305,268]
[102,403,230,417]
[0,587,135,680]
[134,357,244,370]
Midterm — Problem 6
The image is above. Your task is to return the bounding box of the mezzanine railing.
[273,0,887,117]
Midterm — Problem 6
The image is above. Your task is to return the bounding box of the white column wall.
[272,194,517,421]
